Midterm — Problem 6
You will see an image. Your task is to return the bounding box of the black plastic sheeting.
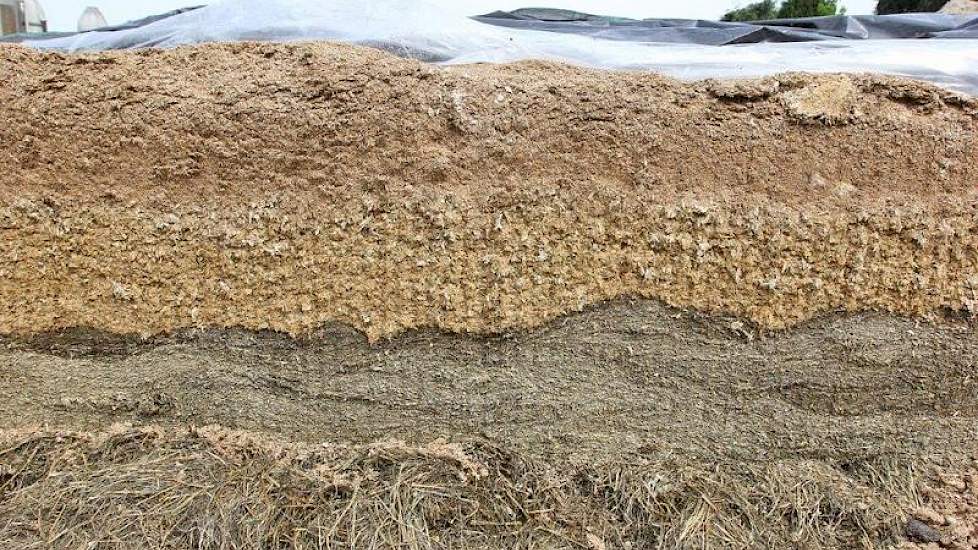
[474,8,978,45]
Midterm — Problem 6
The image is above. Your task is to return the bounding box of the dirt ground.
[2,41,978,549]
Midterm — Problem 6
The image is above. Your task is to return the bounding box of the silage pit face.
[1,41,977,549]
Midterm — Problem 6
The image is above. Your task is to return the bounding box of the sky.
[38,0,880,32]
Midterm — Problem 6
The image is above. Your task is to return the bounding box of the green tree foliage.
[721,0,778,21]
[875,0,946,13]
[722,0,847,21]
[776,0,846,17]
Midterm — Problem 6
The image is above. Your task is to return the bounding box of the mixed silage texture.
[2,40,978,550]
[1,42,977,340]
[0,425,937,549]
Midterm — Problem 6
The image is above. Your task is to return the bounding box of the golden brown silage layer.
[1,42,977,339]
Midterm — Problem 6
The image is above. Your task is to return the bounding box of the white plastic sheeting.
[26,0,978,95]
